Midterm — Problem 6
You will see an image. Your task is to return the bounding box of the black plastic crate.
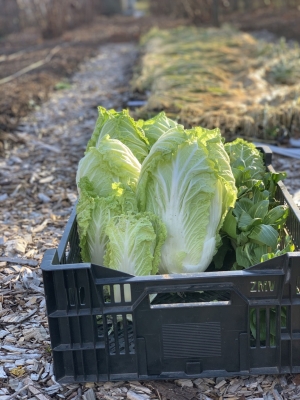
[41,147,300,383]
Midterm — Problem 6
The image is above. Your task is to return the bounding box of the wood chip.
[0,365,7,378]
[1,345,28,353]
[0,353,42,360]
[0,257,38,266]
[126,391,149,400]
[28,385,51,400]
[31,219,49,234]
[215,380,227,389]
[0,308,37,324]
[82,388,96,400]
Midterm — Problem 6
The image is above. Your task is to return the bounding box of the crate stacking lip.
[41,146,300,383]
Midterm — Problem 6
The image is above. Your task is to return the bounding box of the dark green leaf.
[248,200,269,219]
[234,197,253,217]
[248,224,278,249]
[222,209,237,238]
[236,245,252,268]
[237,211,262,232]
[237,211,253,231]
[263,205,288,226]
[252,188,269,204]
[236,243,262,268]
[236,231,250,246]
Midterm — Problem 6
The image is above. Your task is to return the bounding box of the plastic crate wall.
[41,149,300,383]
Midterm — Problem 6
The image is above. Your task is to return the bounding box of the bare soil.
[0,14,187,153]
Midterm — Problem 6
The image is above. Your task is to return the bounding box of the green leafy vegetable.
[136,125,237,274]
[260,235,295,262]
[224,138,265,197]
[104,212,167,276]
[85,106,112,150]
[76,108,292,281]
[222,138,290,269]
[76,177,137,265]
[86,107,149,162]
[76,135,141,198]
[139,111,179,146]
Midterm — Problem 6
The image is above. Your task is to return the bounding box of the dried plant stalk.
[133,26,300,142]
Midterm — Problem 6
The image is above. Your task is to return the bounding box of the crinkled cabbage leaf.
[76,135,141,197]
[86,107,149,162]
[136,125,237,274]
[104,212,167,276]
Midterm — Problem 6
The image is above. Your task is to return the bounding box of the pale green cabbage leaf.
[85,106,113,150]
[76,178,121,265]
[136,125,237,274]
[76,177,138,265]
[139,111,179,146]
[76,135,141,197]
[104,212,167,276]
[86,107,149,162]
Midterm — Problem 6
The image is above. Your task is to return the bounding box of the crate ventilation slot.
[101,314,135,355]
[67,287,86,307]
[103,284,132,304]
[296,277,300,295]
[68,288,75,307]
[249,306,286,348]
[79,287,85,305]
[62,242,71,263]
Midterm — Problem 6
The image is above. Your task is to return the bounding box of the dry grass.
[132,26,300,142]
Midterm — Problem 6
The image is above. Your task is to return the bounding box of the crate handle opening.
[149,290,231,309]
